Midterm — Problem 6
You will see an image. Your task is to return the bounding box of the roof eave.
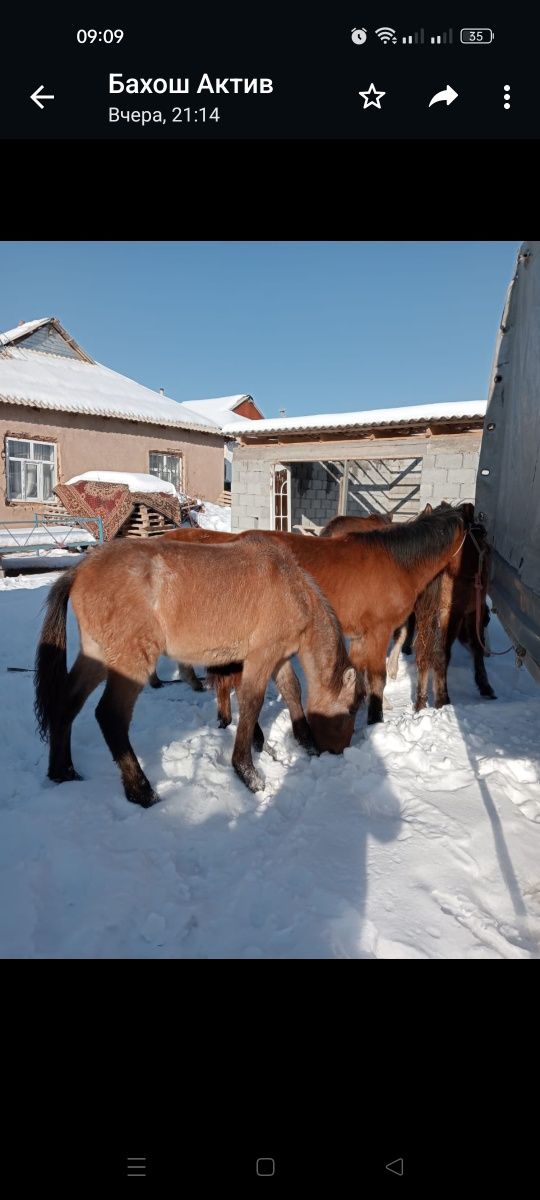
[234,414,486,443]
[0,392,224,436]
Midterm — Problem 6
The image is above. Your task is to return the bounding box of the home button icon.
[256,1157,276,1177]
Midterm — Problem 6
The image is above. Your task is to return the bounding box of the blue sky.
[0,242,519,418]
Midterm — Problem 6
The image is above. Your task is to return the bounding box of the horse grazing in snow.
[163,505,467,729]
[34,535,359,804]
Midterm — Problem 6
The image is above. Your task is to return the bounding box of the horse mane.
[301,570,351,696]
[343,508,464,568]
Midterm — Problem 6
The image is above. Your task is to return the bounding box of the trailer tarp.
[476,241,540,683]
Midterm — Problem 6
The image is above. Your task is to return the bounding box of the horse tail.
[34,568,78,741]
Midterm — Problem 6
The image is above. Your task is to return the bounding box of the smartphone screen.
[1,7,536,1195]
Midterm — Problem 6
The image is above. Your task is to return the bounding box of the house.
[179,393,264,493]
[222,401,487,532]
[0,317,232,522]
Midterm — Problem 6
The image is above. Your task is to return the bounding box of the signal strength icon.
[430,29,453,44]
[402,29,425,44]
[376,27,397,44]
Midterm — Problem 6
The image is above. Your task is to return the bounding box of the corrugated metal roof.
[0,318,228,435]
[223,400,487,437]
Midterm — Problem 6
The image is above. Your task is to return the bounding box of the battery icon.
[460,28,494,43]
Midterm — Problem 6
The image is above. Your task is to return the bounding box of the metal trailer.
[476,240,540,683]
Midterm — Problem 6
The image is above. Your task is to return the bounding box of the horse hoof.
[217,716,231,729]
[49,766,83,783]
[125,788,160,808]
[482,691,497,700]
[233,763,265,792]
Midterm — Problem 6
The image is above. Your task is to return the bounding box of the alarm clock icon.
[351,27,367,45]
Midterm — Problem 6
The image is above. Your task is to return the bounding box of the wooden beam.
[234,430,482,464]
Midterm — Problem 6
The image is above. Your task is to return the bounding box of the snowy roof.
[179,395,253,428]
[0,318,227,435]
[66,471,178,496]
[223,399,488,437]
[0,318,55,346]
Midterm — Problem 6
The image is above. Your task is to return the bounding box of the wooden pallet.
[119,504,179,538]
[216,490,232,506]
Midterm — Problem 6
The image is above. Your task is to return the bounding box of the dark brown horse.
[34,536,359,805]
[319,511,416,665]
[319,513,393,536]
[412,504,496,710]
[164,506,466,726]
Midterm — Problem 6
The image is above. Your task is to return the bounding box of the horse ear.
[342,666,357,696]
[423,502,433,515]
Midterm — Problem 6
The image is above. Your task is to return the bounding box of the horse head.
[307,665,361,754]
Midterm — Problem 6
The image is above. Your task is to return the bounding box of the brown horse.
[163,505,466,726]
[319,513,393,536]
[319,511,416,665]
[412,504,496,710]
[34,535,359,804]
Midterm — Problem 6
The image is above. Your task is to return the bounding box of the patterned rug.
[54,481,183,541]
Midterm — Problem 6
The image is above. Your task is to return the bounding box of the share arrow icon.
[428,84,458,107]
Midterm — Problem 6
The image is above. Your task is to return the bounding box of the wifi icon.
[376,26,397,43]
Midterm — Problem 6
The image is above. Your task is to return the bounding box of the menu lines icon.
[127,1157,147,1178]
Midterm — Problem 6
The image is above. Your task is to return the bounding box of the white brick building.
[222,401,486,532]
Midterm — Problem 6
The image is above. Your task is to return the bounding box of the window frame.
[5,437,57,503]
[148,450,183,492]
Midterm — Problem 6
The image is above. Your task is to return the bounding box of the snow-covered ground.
[1,516,540,958]
[191,500,232,532]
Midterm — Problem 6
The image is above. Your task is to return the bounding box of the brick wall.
[231,434,483,531]
[419,444,480,507]
[291,461,343,528]
[231,457,271,530]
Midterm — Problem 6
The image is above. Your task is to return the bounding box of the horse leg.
[387,622,407,681]
[433,606,456,709]
[402,612,416,655]
[149,663,204,690]
[272,659,318,755]
[343,639,367,710]
[95,670,159,808]
[353,630,387,724]
[176,663,205,691]
[215,673,234,728]
[461,612,497,699]
[232,661,271,792]
[49,652,106,783]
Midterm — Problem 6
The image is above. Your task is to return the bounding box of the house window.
[149,452,182,492]
[6,438,56,502]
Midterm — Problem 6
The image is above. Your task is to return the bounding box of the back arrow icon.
[30,85,55,109]
[429,85,458,107]
[386,1158,404,1176]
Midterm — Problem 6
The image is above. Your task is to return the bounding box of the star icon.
[358,82,386,109]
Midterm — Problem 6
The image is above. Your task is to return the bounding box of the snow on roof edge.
[0,391,224,435]
[223,400,488,436]
[0,318,52,346]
